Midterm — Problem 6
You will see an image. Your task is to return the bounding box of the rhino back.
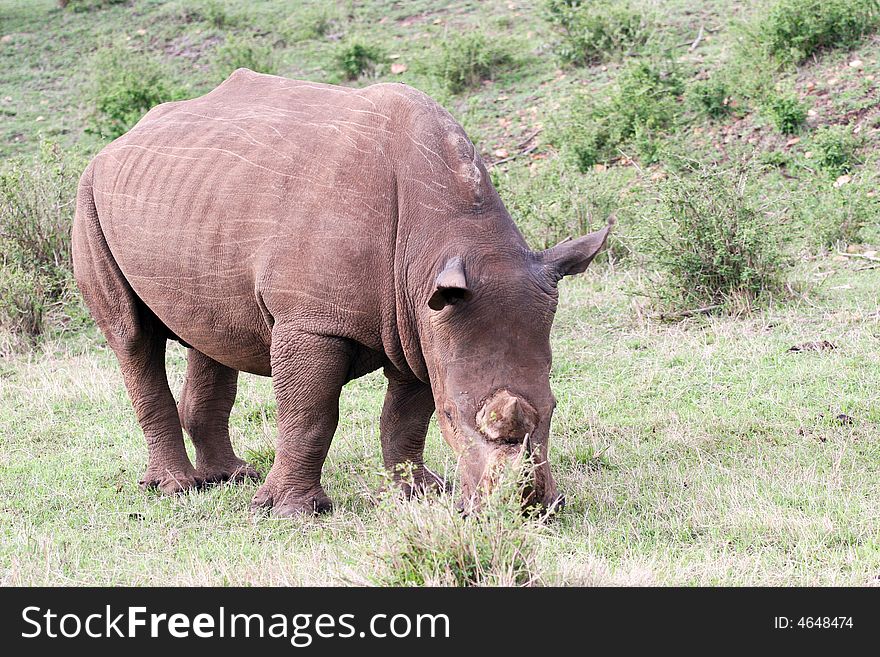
[89,70,407,373]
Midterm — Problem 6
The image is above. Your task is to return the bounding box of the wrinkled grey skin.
[72,69,610,516]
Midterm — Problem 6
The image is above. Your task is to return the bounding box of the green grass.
[1,0,880,586]
[2,266,879,585]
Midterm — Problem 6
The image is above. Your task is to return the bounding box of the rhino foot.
[250,482,333,517]
[139,465,204,495]
[197,458,260,485]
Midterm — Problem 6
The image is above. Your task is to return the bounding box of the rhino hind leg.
[250,330,354,517]
[178,349,259,484]
[121,330,204,494]
[72,176,200,495]
[380,370,447,497]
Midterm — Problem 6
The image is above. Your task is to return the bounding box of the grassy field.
[1,0,879,585]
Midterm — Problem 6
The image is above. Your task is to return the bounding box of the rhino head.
[416,222,612,512]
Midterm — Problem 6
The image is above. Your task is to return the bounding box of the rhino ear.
[428,256,471,310]
[541,220,613,280]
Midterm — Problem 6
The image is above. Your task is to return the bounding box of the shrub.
[86,46,186,140]
[811,124,861,174]
[368,472,545,587]
[334,40,385,80]
[285,5,342,41]
[212,35,277,81]
[0,142,83,337]
[759,90,808,134]
[794,176,879,247]
[758,150,792,168]
[686,76,733,119]
[0,242,52,337]
[433,32,515,93]
[754,0,880,64]
[197,0,241,29]
[556,59,683,170]
[544,0,654,64]
[60,0,127,11]
[650,165,788,313]
[492,156,640,260]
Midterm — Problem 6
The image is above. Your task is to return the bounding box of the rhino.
[72,69,610,516]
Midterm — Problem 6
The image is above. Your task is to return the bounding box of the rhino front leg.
[250,330,351,516]
[380,369,446,496]
[178,349,259,484]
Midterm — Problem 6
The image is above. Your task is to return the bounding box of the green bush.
[285,5,342,41]
[212,35,277,81]
[492,156,640,259]
[197,0,242,29]
[758,150,792,168]
[434,32,514,93]
[650,165,788,313]
[686,76,733,119]
[0,142,83,337]
[760,90,808,134]
[753,0,880,64]
[556,59,683,170]
[60,0,127,11]
[0,241,52,337]
[794,176,879,247]
[544,0,654,64]
[811,124,861,174]
[86,46,186,140]
[334,40,385,80]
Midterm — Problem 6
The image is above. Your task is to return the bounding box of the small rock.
[807,108,818,117]
[0,35,12,44]
[849,59,863,68]
[493,148,509,159]
[804,150,813,158]
[785,136,800,147]
[35,115,44,122]
[788,340,836,353]
[827,77,839,85]
[136,28,147,36]
[834,174,852,188]
[390,62,408,75]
